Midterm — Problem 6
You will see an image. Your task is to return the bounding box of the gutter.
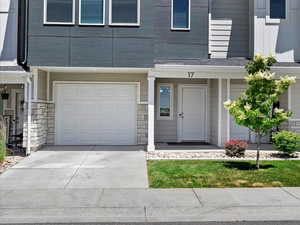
[17,0,29,71]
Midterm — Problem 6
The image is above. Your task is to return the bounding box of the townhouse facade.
[1,0,299,153]
[0,0,31,152]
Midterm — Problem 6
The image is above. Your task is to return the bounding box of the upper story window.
[109,0,140,26]
[44,0,75,25]
[270,0,286,19]
[79,0,105,25]
[172,0,190,30]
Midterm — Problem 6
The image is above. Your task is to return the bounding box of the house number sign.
[188,72,195,78]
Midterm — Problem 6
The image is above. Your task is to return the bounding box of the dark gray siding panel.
[28,37,69,66]
[155,42,207,60]
[113,38,154,67]
[28,0,70,36]
[155,0,208,44]
[210,0,249,58]
[70,38,113,67]
[154,0,208,60]
[26,0,209,67]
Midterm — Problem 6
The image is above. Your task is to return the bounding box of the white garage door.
[55,83,137,145]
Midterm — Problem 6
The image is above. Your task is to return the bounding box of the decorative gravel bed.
[147,150,300,160]
[0,155,24,174]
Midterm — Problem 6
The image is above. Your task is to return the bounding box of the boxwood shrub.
[273,131,300,155]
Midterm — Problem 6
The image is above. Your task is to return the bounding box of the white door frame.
[53,81,139,145]
[177,84,209,142]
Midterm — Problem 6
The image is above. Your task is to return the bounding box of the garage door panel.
[55,83,137,145]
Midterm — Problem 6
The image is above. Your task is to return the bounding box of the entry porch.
[147,65,299,151]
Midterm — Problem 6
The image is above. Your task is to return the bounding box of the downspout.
[208,0,212,58]
[17,0,29,71]
[26,77,32,155]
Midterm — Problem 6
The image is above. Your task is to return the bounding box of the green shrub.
[273,131,300,155]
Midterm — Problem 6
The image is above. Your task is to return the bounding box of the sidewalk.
[0,187,300,223]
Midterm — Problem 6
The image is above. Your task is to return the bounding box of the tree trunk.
[256,132,261,169]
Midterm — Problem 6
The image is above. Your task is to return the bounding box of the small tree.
[224,54,296,169]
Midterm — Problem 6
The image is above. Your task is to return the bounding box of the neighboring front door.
[12,89,24,135]
[178,85,207,142]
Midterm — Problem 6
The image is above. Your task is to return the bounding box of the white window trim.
[79,0,105,26]
[44,0,76,25]
[109,0,140,26]
[157,83,174,121]
[266,0,288,24]
[171,0,191,31]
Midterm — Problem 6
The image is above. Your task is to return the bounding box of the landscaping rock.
[0,156,24,175]
[147,151,300,160]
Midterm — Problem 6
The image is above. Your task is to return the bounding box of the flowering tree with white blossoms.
[224,55,296,169]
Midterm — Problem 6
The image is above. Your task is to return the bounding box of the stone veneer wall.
[46,103,55,145]
[24,102,148,148]
[137,104,148,145]
[23,102,54,150]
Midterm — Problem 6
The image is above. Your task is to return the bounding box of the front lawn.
[148,160,300,188]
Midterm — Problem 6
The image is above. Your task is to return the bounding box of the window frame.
[79,0,105,26]
[171,0,191,31]
[266,0,288,24]
[157,83,174,121]
[44,0,76,25]
[109,0,140,26]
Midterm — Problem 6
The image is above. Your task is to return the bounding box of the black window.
[45,0,74,24]
[270,0,286,19]
[110,0,139,25]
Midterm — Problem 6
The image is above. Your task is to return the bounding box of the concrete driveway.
[0,146,149,189]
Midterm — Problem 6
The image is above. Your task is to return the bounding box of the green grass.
[0,138,6,163]
[148,160,300,188]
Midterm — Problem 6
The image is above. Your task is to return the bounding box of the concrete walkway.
[0,187,300,223]
[0,147,300,223]
[0,146,148,189]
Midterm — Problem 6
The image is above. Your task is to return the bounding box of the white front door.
[178,85,207,142]
[55,83,137,145]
